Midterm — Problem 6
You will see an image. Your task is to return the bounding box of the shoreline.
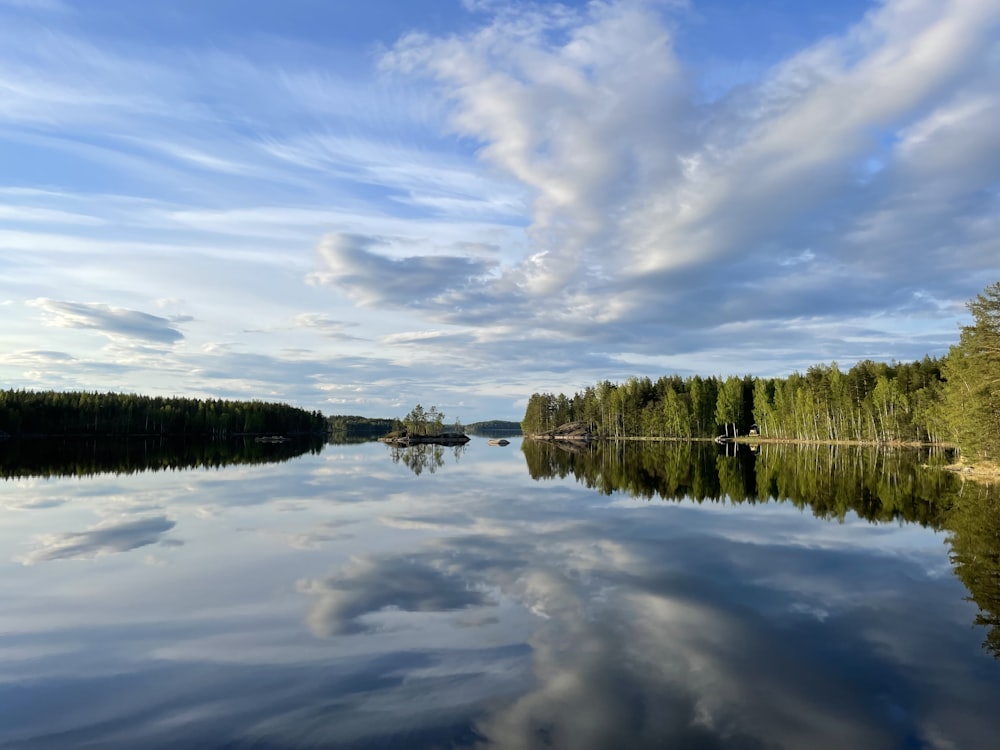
[525,433,951,448]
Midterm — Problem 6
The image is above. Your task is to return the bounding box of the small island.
[380,432,470,446]
[379,404,470,446]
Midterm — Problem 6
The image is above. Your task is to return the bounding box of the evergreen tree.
[943,281,1000,462]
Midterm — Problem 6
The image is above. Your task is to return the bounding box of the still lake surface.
[1,437,999,749]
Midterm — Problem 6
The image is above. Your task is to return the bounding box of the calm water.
[1,437,998,749]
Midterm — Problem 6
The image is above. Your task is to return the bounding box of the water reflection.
[0,439,998,748]
[300,554,492,636]
[388,442,468,475]
[524,438,1000,661]
[946,480,1000,657]
[0,435,326,479]
[522,439,956,526]
[16,514,178,565]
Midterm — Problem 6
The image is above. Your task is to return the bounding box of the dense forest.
[327,414,398,438]
[0,391,327,438]
[941,282,1000,462]
[522,358,944,443]
[522,281,1000,462]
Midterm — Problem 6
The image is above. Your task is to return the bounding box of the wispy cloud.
[28,298,186,344]
[0,204,107,226]
[0,0,73,15]
[0,0,996,419]
[291,313,364,341]
[308,233,498,308]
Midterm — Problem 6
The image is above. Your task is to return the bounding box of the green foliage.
[715,376,746,437]
[0,390,326,438]
[327,415,398,437]
[521,283,1000,445]
[947,482,1000,657]
[523,436,1000,655]
[388,442,467,476]
[942,281,1000,462]
[521,358,947,442]
[465,420,522,437]
[401,404,447,436]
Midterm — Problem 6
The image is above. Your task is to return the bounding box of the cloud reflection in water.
[17,514,177,565]
[299,555,494,636]
[0,440,997,749]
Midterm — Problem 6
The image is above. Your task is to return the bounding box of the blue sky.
[1,0,998,422]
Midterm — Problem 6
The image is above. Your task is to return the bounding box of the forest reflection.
[523,438,1000,657]
[388,442,468,475]
[0,435,327,479]
[523,439,958,524]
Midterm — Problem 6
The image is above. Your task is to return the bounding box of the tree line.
[522,358,944,443]
[522,281,1000,462]
[0,390,327,438]
[465,420,522,434]
[327,415,398,438]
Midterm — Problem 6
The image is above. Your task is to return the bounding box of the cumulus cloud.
[369,0,1000,368]
[17,515,177,564]
[298,555,492,636]
[384,1,689,294]
[2,0,997,415]
[27,298,185,344]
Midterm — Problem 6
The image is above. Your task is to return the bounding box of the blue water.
[0,438,996,749]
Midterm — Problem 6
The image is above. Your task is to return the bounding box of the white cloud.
[0,0,996,418]
[383,0,690,295]
[17,515,177,565]
[367,0,999,374]
[0,204,106,225]
[27,298,186,345]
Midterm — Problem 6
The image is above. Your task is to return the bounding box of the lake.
[1,437,998,749]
